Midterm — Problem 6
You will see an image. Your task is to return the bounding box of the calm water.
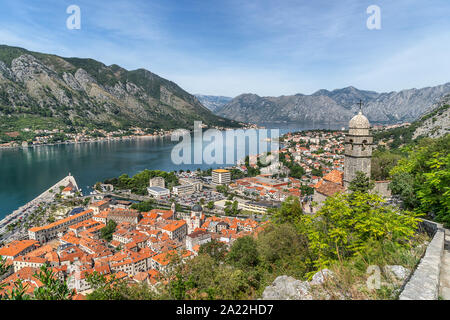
[0,122,346,217]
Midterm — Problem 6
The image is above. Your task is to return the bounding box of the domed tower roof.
[349,111,370,129]
[191,204,203,212]
[348,111,370,135]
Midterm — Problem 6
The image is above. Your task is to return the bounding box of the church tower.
[344,107,373,188]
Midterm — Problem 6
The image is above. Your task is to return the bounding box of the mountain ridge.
[0,44,240,136]
[216,83,450,124]
[194,94,232,113]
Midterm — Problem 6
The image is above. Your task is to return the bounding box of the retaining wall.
[399,219,445,300]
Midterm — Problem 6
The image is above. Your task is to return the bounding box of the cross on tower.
[358,100,363,113]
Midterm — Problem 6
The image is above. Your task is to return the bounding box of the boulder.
[310,269,334,285]
[261,275,312,300]
[384,265,410,281]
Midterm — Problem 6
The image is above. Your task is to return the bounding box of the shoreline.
[0,132,175,151]
[0,124,259,151]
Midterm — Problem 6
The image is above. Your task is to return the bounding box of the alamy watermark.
[366,265,381,290]
[367,5,381,30]
[170,121,280,166]
[66,5,81,30]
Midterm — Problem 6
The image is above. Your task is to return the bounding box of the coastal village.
[0,123,258,149]
[0,112,393,298]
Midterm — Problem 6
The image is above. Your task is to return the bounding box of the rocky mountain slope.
[373,94,450,148]
[217,84,450,124]
[194,94,232,112]
[0,45,239,132]
[413,94,450,139]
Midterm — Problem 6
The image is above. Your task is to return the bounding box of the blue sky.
[1,0,450,97]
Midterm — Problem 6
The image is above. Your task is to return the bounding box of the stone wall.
[372,181,391,198]
[399,219,444,300]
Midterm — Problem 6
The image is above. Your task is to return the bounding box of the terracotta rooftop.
[323,169,344,185]
[315,180,346,197]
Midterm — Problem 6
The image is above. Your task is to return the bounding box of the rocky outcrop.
[261,275,312,300]
[383,265,410,281]
[261,269,336,300]
[413,94,450,139]
[310,268,334,285]
[11,54,56,82]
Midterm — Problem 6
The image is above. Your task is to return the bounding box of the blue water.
[0,122,346,217]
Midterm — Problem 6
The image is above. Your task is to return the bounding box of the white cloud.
[353,32,450,92]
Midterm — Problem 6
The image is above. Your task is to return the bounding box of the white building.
[149,177,165,188]
[212,169,231,185]
[147,186,170,199]
[172,184,195,196]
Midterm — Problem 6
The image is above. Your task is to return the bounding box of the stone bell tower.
[344,103,373,188]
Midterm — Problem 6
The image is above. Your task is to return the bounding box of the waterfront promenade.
[0,175,78,242]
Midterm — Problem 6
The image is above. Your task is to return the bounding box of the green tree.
[199,239,228,263]
[33,265,75,300]
[256,223,309,277]
[1,279,30,300]
[131,200,154,212]
[389,171,418,209]
[311,167,323,177]
[100,219,117,241]
[216,184,228,195]
[348,171,375,193]
[206,201,215,210]
[0,257,7,275]
[390,135,450,226]
[269,196,303,225]
[303,191,420,273]
[288,164,305,179]
[371,149,403,181]
[226,236,260,270]
[86,271,131,300]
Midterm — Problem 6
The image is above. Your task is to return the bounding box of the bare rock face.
[413,94,450,139]
[384,265,410,281]
[74,68,96,90]
[195,94,232,112]
[310,269,334,285]
[0,61,14,80]
[261,275,312,300]
[125,82,142,96]
[62,72,84,91]
[11,54,54,82]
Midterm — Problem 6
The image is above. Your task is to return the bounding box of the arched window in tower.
[362,140,367,151]
[349,139,353,150]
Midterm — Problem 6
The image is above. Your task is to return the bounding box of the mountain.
[194,94,232,112]
[413,94,450,139]
[0,45,240,134]
[217,84,450,124]
[373,94,450,148]
[311,86,379,108]
[217,93,353,123]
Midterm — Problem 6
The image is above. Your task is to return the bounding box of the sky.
[0,0,450,97]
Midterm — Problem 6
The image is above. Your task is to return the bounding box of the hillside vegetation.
[0,45,240,143]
